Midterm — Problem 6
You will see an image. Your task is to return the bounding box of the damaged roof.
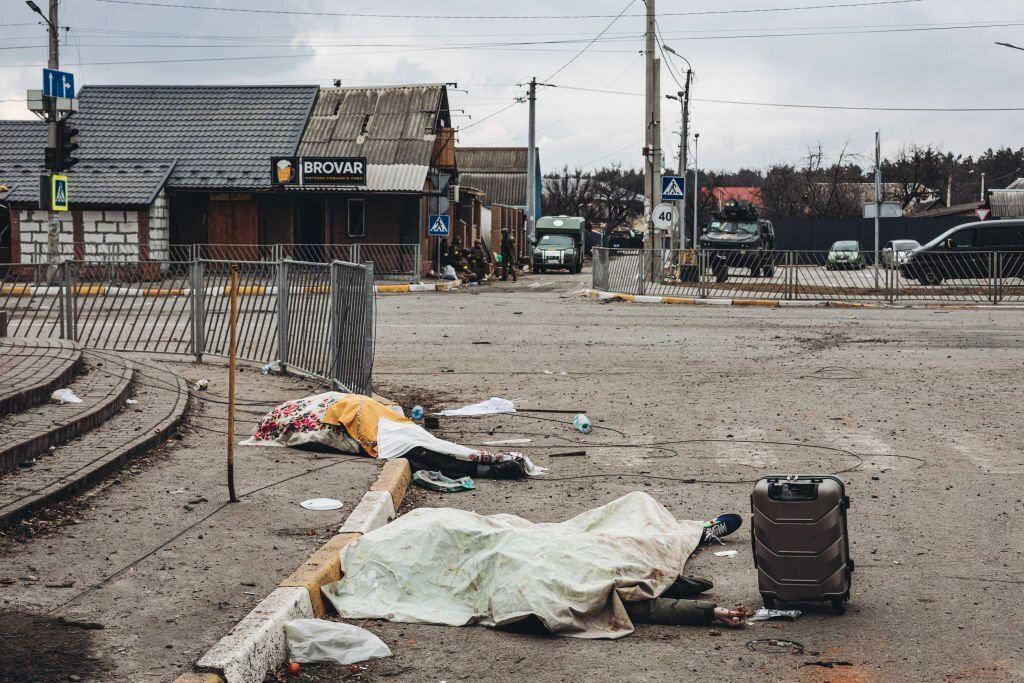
[457,147,531,207]
[296,84,450,192]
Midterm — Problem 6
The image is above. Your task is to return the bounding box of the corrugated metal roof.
[1007,178,1024,190]
[73,85,318,190]
[290,163,428,193]
[458,147,528,173]
[991,189,1024,218]
[297,84,448,166]
[459,171,526,207]
[0,154,175,207]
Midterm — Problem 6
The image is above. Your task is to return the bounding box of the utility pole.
[874,131,882,290]
[677,69,691,249]
[526,77,537,249]
[693,132,700,255]
[643,0,662,278]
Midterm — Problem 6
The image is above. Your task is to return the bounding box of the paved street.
[367,268,1024,682]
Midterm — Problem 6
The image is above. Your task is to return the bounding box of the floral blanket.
[241,391,361,454]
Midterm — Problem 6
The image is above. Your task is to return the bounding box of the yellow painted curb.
[223,285,265,295]
[733,298,779,308]
[143,287,186,297]
[662,296,698,305]
[0,284,31,296]
[173,673,225,683]
[303,285,331,294]
[279,532,362,618]
[827,301,879,309]
[74,285,107,296]
[370,458,412,510]
[376,284,410,293]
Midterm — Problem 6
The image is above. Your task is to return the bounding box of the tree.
[760,145,865,219]
[881,145,946,209]
[591,164,643,228]
[542,166,594,220]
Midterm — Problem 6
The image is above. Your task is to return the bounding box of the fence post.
[361,263,375,395]
[636,250,646,296]
[62,261,76,341]
[191,259,205,363]
[276,257,289,373]
[412,244,421,283]
[351,243,361,264]
[328,261,341,391]
[698,250,707,299]
[991,252,1000,305]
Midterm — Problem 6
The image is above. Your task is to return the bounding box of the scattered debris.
[471,341,492,345]
[713,550,738,558]
[412,470,476,493]
[572,414,593,434]
[746,638,806,655]
[51,388,82,404]
[261,361,281,375]
[410,405,424,420]
[194,379,209,391]
[436,397,515,417]
[803,660,853,668]
[747,608,802,623]
[284,619,392,665]
[300,499,344,511]
[481,438,532,446]
[550,451,587,458]
[125,399,138,406]
[441,368,454,373]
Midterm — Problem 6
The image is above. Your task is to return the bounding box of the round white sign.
[652,203,678,229]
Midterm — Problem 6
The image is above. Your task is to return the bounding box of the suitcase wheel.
[830,598,847,615]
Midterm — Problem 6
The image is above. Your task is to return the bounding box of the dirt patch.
[0,609,110,682]
[374,383,460,415]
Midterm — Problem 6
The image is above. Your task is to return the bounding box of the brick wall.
[15,210,75,263]
[15,202,161,263]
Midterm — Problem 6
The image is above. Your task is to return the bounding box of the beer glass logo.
[276,159,294,183]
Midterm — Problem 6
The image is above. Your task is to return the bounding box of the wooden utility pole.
[227,266,238,503]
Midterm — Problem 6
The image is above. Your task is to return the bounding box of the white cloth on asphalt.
[376,418,547,476]
[321,492,703,639]
[284,619,391,665]
[435,397,516,417]
[51,388,82,404]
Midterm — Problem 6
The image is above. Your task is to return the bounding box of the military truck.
[533,215,586,273]
[700,200,776,283]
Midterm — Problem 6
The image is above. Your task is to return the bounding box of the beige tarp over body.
[322,492,704,639]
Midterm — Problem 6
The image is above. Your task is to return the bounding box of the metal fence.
[0,257,375,394]
[20,242,421,283]
[592,247,1024,304]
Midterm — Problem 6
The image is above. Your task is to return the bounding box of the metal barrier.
[592,247,1024,305]
[0,257,375,394]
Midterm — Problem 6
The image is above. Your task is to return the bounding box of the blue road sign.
[427,214,451,237]
[661,175,686,201]
[43,68,75,99]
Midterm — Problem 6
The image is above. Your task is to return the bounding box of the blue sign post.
[661,175,686,201]
[427,214,451,237]
[43,68,75,99]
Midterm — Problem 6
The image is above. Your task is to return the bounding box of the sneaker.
[700,513,742,546]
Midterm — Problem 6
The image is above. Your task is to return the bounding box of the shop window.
[348,199,366,238]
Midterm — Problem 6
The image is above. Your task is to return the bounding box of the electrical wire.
[458,100,521,132]
[544,0,636,82]
[83,0,926,20]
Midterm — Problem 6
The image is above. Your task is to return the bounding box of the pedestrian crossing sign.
[661,175,686,201]
[51,174,69,211]
[427,213,450,236]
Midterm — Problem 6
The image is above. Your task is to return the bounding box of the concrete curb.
[375,281,460,294]
[177,458,412,683]
[582,288,1024,310]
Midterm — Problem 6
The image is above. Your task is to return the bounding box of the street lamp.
[996,41,1024,52]
[25,1,55,31]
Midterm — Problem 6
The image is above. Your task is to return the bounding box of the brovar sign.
[301,157,367,185]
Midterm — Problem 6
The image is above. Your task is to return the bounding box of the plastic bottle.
[411,405,425,420]
[572,414,593,434]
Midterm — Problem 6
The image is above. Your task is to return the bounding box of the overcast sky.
[1,0,1021,174]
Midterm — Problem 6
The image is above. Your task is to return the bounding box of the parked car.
[826,241,866,270]
[881,239,921,268]
[900,219,1024,285]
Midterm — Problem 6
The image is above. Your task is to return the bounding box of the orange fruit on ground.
[288,661,301,676]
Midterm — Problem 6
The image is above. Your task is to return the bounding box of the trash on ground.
[572,414,593,434]
[746,638,805,654]
[321,492,703,639]
[442,265,458,280]
[550,451,587,458]
[748,608,802,623]
[412,470,476,492]
[300,498,344,511]
[260,361,281,375]
[51,388,82,404]
[436,397,515,417]
[803,660,853,668]
[713,550,738,558]
[284,619,391,665]
[194,379,209,391]
[481,438,532,446]
[410,405,424,420]
[125,399,138,405]
[441,367,454,373]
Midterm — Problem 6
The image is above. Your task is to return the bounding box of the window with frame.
[347,199,366,238]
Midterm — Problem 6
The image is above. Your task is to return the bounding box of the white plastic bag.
[442,265,457,280]
[284,619,392,665]
[436,397,515,417]
[51,388,82,404]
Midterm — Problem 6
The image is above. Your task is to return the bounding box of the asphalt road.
[368,267,1024,682]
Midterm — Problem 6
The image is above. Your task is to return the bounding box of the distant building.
[989,179,1024,218]
[457,147,541,258]
[711,187,762,212]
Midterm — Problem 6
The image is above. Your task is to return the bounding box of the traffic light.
[57,121,80,172]
[44,146,59,172]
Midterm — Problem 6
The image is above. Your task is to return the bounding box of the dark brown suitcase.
[750,475,853,614]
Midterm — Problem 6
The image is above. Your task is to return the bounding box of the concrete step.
[0,338,83,417]
[0,357,190,527]
[0,354,132,474]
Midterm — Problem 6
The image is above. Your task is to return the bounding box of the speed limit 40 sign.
[652,203,678,229]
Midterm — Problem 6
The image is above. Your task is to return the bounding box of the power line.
[544,0,636,82]
[458,100,522,131]
[549,84,1024,112]
[84,0,924,19]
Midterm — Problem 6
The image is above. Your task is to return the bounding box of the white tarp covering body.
[322,492,703,639]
